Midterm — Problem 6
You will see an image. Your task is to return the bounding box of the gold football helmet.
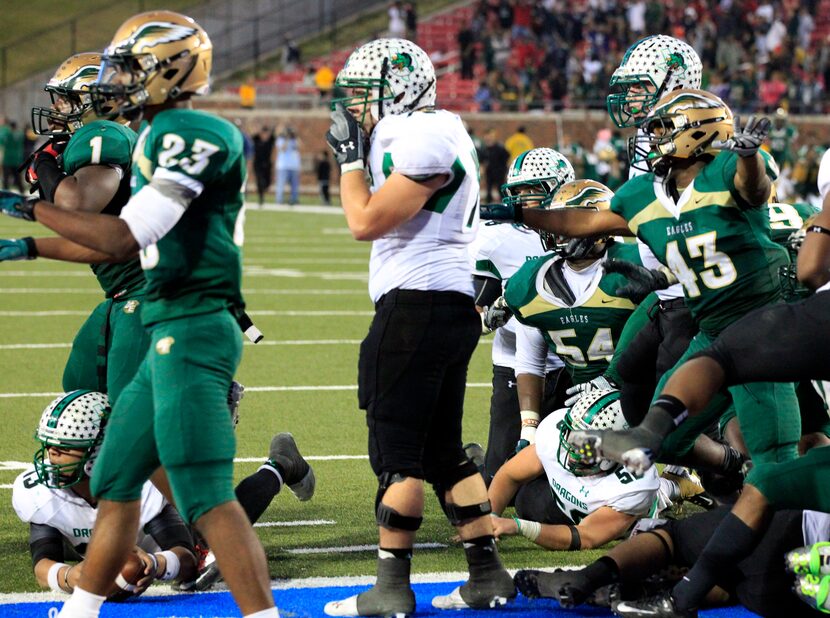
[91,11,212,118]
[631,88,733,175]
[542,179,614,260]
[31,53,122,136]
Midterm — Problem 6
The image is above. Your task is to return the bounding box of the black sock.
[642,395,688,438]
[234,466,282,524]
[672,512,758,610]
[374,547,412,589]
[463,535,503,579]
[580,556,620,589]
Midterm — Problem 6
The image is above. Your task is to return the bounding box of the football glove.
[481,296,512,332]
[24,138,68,186]
[603,258,676,304]
[564,375,618,407]
[0,237,37,261]
[325,103,365,174]
[712,115,770,158]
[227,380,244,429]
[480,202,523,223]
[0,191,36,221]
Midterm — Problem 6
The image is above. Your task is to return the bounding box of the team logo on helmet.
[114,21,197,51]
[662,52,687,76]
[390,51,416,78]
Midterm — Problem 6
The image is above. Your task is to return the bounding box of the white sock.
[244,609,280,618]
[663,464,687,476]
[57,586,106,617]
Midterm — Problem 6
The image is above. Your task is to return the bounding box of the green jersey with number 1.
[131,109,247,326]
[504,242,641,383]
[611,150,787,336]
[62,120,143,299]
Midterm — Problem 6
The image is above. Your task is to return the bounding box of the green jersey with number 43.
[62,120,143,299]
[611,150,787,335]
[131,109,246,326]
[504,242,641,383]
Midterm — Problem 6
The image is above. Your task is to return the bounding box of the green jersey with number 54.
[61,120,143,299]
[611,150,787,335]
[131,109,246,326]
[504,242,641,383]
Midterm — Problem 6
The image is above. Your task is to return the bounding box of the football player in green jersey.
[480,89,800,474]
[0,11,277,618]
[0,52,147,404]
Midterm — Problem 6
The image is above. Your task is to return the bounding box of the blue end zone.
[2,580,762,617]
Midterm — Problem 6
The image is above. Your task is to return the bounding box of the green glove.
[480,202,523,223]
[0,237,37,261]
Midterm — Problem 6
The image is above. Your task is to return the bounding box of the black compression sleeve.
[33,156,68,203]
[143,504,195,551]
[473,275,503,308]
[29,523,65,566]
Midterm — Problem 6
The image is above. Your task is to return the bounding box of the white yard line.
[286,542,447,555]
[0,340,493,350]
[254,520,336,528]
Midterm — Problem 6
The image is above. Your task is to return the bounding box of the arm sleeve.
[604,293,657,384]
[473,275,503,307]
[119,183,187,250]
[29,523,66,566]
[143,504,194,551]
[514,323,548,378]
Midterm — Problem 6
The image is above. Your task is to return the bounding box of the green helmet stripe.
[581,391,620,425]
[46,389,93,429]
[512,150,529,173]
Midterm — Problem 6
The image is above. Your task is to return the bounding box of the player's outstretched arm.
[714,115,773,206]
[488,445,545,517]
[523,205,632,238]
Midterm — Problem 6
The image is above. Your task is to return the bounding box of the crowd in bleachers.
[459,0,829,114]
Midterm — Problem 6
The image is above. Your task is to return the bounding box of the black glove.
[603,258,673,304]
[481,296,513,332]
[712,115,770,158]
[479,202,523,223]
[325,103,365,174]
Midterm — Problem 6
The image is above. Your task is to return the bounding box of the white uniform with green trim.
[367,109,480,302]
[534,409,670,523]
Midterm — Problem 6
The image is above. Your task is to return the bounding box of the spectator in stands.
[388,1,406,38]
[627,0,646,37]
[315,63,335,101]
[505,126,533,163]
[315,151,332,206]
[276,126,301,206]
[459,26,476,80]
[760,70,788,112]
[484,129,510,202]
[253,126,276,206]
[475,80,493,112]
[405,2,417,41]
[282,37,301,72]
[3,121,24,192]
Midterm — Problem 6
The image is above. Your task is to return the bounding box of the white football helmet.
[607,35,702,128]
[34,390,110,489]
[501,148,575,210]
[558,389,626,476]
[334,38,436,124]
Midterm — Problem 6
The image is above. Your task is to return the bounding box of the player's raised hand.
[326,102,365,174]
[0,238,37,261]
[564,375,617,407]
[0,191,37,221]
[712,115,770,158]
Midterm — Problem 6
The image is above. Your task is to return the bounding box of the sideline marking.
[254,519,336,528]
[286,542,446,555]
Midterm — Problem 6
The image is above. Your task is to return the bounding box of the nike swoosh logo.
[601,299,614,304]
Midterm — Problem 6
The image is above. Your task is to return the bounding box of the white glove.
[482,296,513,333]
[564,375,617,407]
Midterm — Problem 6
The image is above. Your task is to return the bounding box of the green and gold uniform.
[504,243,641,384]
[767,124,797,169]
[92,109,247,523]
[611,150,800,463]
[59,121,147,403]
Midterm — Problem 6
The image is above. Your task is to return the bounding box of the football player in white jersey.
[12,391,196,597]
[324,38,514,616]
[488,390,682,553]
[470,148,574,481]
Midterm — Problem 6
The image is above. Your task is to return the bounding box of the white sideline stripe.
[0,269,370,280]
[245,203,346,215]
[286,542,446,555]
[254,519,336,528]
[0,568,570,603]
[0,310,375,317]
[0,288,367,295]
[0,340,492,350]
[0,383,492,399]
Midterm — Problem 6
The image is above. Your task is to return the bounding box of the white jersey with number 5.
[534,409,661,522]
[367,110,480,302]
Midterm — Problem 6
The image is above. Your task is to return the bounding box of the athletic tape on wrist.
[157,550,180,580]
[47,562,69,593]
[513,517,541,541]
[341,160,365,174]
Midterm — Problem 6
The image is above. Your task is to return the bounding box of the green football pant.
[91,310,241,523]
[748,445,830,510]
[658,331,800,464]
[62,296,149,404]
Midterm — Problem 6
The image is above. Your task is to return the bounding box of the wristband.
[807,225,830,238]
[512,516,541,541]
[47,562,69,593]
[146,552,158,577]
[341,160,365,174]
[157,550,181,580]
[22,236,38,258]
[520,410,540,443]
[567,524,582,550]
[63,564,74,592]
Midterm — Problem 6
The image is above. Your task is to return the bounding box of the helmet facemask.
[32,390,110,489]
[607,75,664,129]
[558,390,626,477]
[32,52,106,137]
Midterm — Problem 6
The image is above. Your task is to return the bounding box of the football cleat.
[431,586,511,610]
[613,591,697,617]
[432,570,515,610]
[514,569,593,608]
[786,542,830,577]
[793,573,830,613]
[569,427,661,477]
[268,432,316,501]
[463,442,485,470]
[661,470,716,510]
[324,589,414,617]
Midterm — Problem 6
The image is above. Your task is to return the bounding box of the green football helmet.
[500,148,575,211]
[33,390,110,489]
[558,389,626,476]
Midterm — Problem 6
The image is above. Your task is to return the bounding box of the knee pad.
[375,472,423,531]
[431,459,491,525]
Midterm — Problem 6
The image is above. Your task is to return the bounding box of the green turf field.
[0,206,607,594]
